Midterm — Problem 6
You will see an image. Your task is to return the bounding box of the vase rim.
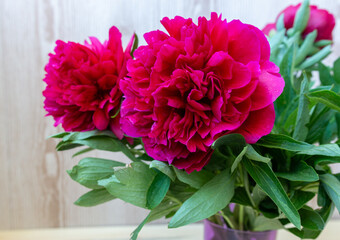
[204,219,277,234]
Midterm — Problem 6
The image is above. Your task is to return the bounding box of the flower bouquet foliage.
[43,0,340,239]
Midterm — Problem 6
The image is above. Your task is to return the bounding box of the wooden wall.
[1,0,339,230]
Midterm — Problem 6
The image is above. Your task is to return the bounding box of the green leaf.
[130,33,139,58]
[298,45,332,69]
[245,145,270,163]
[67,157,124,189]
[148,197,181,223]
[98,162,157,208]
[243,158,301,229]
[320,174,340,213]
[173,168,213,189]
[72,147,93,157]
[130,213,150,240]
[293,73,310,141]
[276,14,285,31]
[62,130,117,141]
[257,134,340,157]
[318,63,334,85]
[56,141,82,151]
[146,172,171,209]
[334,57,340,84]
[168,170,235,228]
[276,161,319,182]
[72,137,137,161]
[315,40,333,48]
[299,207,325,230]
[212,134,246,154]
[48,132,69,139]
[292,0,310,34]
[295,30,317,65]
[307,90,340,112]
[149,161,176,181]
[74,188,116,207]
[291,190,315,210]
[231,146,248,173]
[253,216,283,231]
[275,44,296,119]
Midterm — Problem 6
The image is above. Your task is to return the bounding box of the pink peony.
[43,26,134,138]
[263,4,335,41]
[120,13,285,173]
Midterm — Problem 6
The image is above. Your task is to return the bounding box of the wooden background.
[1,0,339,230]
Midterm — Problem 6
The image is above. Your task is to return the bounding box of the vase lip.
[204,219,277,234]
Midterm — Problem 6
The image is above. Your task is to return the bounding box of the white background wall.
[0,0,339,230]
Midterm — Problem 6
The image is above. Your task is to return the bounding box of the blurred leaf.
[253,216,283,231]
[276,161,318,182]
[173,168,213,189]
[67,157,124,189]
[291,190,315,210]
[168,170,235,228]
[243,158,301,229]
[318,63,334,85]
[98,162,157,208]
[295,31,317,65]
[74,188,116,207]
[292,0,310,34]
[299,207,325,230]
[320,174,340,213]
[257,134,340,157]
[130,213,150,240]
[298,46,331,69]
[212,134,246,156]
[48,132,69,139]
[130,33,139,57]
[72,147,93,157]
[334,57,340,84]
[231,146,248,173]
[293,74,310,141]
[150,161,176,181]
[307,90,340,112]
[275,44,296,119]
[146,172,171,209]
[245,145,270,163]
[148,197,181,223]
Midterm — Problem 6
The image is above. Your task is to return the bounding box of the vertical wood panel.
[1,0,339,230]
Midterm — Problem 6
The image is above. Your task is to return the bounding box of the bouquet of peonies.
[43,0,340,239]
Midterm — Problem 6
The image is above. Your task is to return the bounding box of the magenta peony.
[120,13,285,173]
[263,4,335,41]
[43,26,134,138]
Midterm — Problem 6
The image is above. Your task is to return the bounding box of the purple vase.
[204,220,277,240]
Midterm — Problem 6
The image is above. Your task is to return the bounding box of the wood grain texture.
[0,0,339,230]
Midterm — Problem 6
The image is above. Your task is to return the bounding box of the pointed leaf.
[307,90,340,113]
[173,168,213,189]
[320,174,340,213]
[75,188,116,207]
[243,158,301,229]
[168,170,235,228]
[150,161,176,181]
[276,161,318,182]
[146,172,171,209]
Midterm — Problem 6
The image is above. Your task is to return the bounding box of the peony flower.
[120,13,285,173]
[43,26,134,139]
[263,4,335,41]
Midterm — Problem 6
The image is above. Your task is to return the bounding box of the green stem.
[239,205,244,231]
[243,167,256,208]
[219,211,236,229]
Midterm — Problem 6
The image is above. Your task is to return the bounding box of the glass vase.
[204,219,277,240]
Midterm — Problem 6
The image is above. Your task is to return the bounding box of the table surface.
[0,221,339,240]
